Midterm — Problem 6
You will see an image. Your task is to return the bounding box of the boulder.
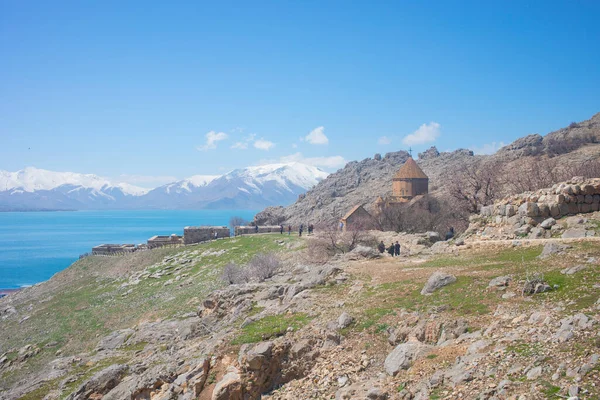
[421,272,456,295]
[540,218,556,229]
[538,242,570,259]
[561,265,587,275]
[488,276,511,288]
[96,329,134,351]
[562,228,588,239]
[337,312,354,329]
[349,245,380,259]
[384,342,428,376]
[67,364,129,400]
[212,368,242,400]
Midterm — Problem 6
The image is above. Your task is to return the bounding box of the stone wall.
[480,178,600,221]
[92,244,136,255]
[471,178,600,240]
[184,226,230,244]
[234,225,283,236]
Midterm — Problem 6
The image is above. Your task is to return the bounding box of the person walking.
[214,231,218,240]
[255,225,259,234]
[280,225,284,234]
[339,221,344,231]
[288,225,292,235]
[299,224,303,237]
[377,240,385,253]
[394,241,400,256]
[387,243,395,256]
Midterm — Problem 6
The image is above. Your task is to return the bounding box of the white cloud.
[254,139,275,151]
[304,126,329,145]
[117,174,179,188]
[197,131,228,151]
[378,136,391,145]
[402,122,441,145]
[231,142,248,149]
[260,152,346,169]
[471,141,506,155]
[231,133,257,150]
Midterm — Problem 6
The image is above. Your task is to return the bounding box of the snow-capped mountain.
[140,163,329,209]
[0,167,148,196]
[0,163,330,211]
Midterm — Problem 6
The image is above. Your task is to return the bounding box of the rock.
[488,275,511,288]
[568,385,580,397]
[538,242,570,259]
[540,218,556,229]
[502,292,516,299]
[96,329,134,351]
[384,342,428,376]
[366,387,388,400]
[425,231,441,244]
[561,265,587,275]
[212,368,242,400]
[518,202,539,217]
[349,245,380,259]
[467,340,490,354]
[562,228,588,239]
[337,312,354,329]
[526,366,542,380]
[67,364,129,400]
[421,272,456,295]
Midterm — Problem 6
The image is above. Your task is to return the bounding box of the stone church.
[341,156,429,230]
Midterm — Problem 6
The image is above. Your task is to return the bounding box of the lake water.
[0,210,257,289]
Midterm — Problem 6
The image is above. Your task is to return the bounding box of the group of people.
[378,240,401,257]
[279,224,314,236]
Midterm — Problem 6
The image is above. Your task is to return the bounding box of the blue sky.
[1,1,599,187]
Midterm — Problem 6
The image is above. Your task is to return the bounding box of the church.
[341,155,429,231]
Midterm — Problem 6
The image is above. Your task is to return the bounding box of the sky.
[1,1,599,188]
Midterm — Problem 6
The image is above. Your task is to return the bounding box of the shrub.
[221,262,246,284]
[246,252,281,282]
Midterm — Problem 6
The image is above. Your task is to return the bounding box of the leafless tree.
[247,252,281,282]
[447,160,501,214]
[229,216,248,230]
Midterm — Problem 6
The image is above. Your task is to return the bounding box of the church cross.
[408,147,413,156]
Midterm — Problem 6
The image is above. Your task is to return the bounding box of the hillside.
[254,112,600,227]
[1,202,599,399]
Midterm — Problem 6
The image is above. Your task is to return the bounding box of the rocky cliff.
[255,112,600,227]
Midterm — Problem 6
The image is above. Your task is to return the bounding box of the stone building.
[92,244,135,255]
[147,234,183,249]
[184,226,230,244]
[340,205,373,231]
[391,156,429,201]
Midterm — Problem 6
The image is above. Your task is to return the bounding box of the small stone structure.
[234,225,282,236]
[92,244,136,255]
[340,205,373,231]
[391,156,429,201]
[184,226,230,244]
[147,234,183,249]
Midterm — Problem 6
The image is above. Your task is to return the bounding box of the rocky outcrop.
[421,272,457,295]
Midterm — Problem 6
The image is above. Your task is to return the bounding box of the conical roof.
[394,157,428,179]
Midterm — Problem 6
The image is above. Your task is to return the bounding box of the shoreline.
[0,288,23,296]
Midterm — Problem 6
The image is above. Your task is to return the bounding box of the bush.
[221,253,282,285]
[247,253,281,282]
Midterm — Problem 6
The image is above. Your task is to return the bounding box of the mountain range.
[0,163,328,211]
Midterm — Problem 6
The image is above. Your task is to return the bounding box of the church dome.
[393,157,428,179]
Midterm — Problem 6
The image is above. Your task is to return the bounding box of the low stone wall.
[470,178,600,240]
[480,178,600,221]
[92,244,136,255]
[184,226,230,244]
[234,225,283,236]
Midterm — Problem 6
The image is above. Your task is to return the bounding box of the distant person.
[255,225,259,234]
[308,224,313,235]
[394,241,400,256]
[288,225,292,235]
[339,221,344,231]
[299,224,303,237]
[387,244,395,256]
[445,227,455,241]
[214,231,218,240]
[378,241,385,253]
[280,225,284,234]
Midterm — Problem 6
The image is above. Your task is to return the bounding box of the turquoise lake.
[0,209,257,289]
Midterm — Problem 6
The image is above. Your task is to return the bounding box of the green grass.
[506,342,543,357]
[540,381,561,398]
[1,234,301,389]
[231,313,310,344]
